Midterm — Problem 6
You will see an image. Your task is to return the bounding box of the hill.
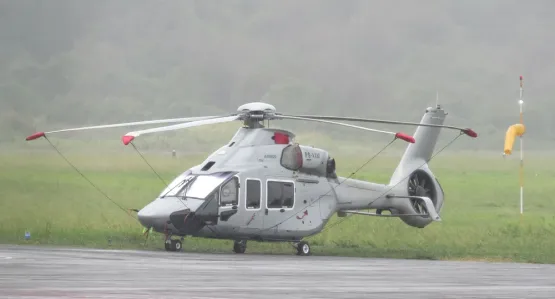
[2,1,554,151]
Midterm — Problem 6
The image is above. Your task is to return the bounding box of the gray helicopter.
[26,102,477,255]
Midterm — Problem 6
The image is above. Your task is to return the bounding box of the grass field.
[1,147,555,263]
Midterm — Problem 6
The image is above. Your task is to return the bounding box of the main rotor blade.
[279,115,415,143]
[285,114,477,138]
[25,116,222,141]
[122,115,240,145]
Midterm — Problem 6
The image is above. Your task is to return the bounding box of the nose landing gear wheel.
[296,241,311,256]
[173,240,182,252]
[233,240,247,254]
[165,238,183,252]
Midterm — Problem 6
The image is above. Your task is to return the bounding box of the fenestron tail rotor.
[407,170,436,215]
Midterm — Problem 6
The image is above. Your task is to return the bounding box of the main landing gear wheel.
[165,238,183,252]
[233,240,247,254]
[296,241,311,256]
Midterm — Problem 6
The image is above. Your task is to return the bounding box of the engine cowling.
[280,144,334,176]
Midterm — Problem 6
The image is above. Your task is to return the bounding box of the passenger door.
[263,178,295,234]
[240,178,264,232]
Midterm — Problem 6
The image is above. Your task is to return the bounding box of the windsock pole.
[519,76,524,214]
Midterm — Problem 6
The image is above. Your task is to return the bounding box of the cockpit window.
[159,171,193,197]
[179,175,229,199]
[220,176,239,206]
[160,171,234,200]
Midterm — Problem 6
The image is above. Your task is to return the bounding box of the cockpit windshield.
[160,171,234,200]
[158,171,193,197]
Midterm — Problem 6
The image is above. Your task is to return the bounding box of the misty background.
[1,0,554,154]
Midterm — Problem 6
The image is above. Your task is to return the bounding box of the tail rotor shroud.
[407,170,437,215]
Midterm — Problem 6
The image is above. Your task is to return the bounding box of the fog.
[1,0,554,150]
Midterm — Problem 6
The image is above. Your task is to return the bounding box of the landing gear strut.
[292,240,311,256]
[233,240,247,254]
[164,235,183,252]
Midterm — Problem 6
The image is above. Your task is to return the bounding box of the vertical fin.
[389,105,447,185]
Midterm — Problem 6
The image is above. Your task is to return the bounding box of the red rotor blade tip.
[462,128,478,138]
[395,132,415,143]
[122,135,135,145]
[520,75,523,80]
[25,132,45,141]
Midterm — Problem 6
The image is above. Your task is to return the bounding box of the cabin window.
[246,179,261,209]
[220,177,239,207]
[267,180,294,209]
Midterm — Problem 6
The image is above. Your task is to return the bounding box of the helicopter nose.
[137,206,167,231]
[137,199,175,230]
[137,197,202,232]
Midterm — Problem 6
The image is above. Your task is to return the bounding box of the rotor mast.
[242,115,265,129]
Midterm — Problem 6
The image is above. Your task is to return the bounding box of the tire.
[296,241,311,256]
[233,240,246,254]
[171,240,182,252]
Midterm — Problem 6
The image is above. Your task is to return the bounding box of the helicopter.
[25,101,477,256]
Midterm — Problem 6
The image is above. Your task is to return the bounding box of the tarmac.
[1,244,555,298]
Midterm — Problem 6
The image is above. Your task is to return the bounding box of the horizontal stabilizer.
[385,195,442,222]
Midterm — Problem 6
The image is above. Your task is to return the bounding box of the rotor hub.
[236,102,278,120]
[236,102,280,128]
[415,185,427,197]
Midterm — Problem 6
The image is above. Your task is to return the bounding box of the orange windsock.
[504,124,526,155]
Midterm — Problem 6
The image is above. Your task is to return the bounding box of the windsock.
[503,123,526,155]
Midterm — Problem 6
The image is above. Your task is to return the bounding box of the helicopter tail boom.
[389,105,447,185]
